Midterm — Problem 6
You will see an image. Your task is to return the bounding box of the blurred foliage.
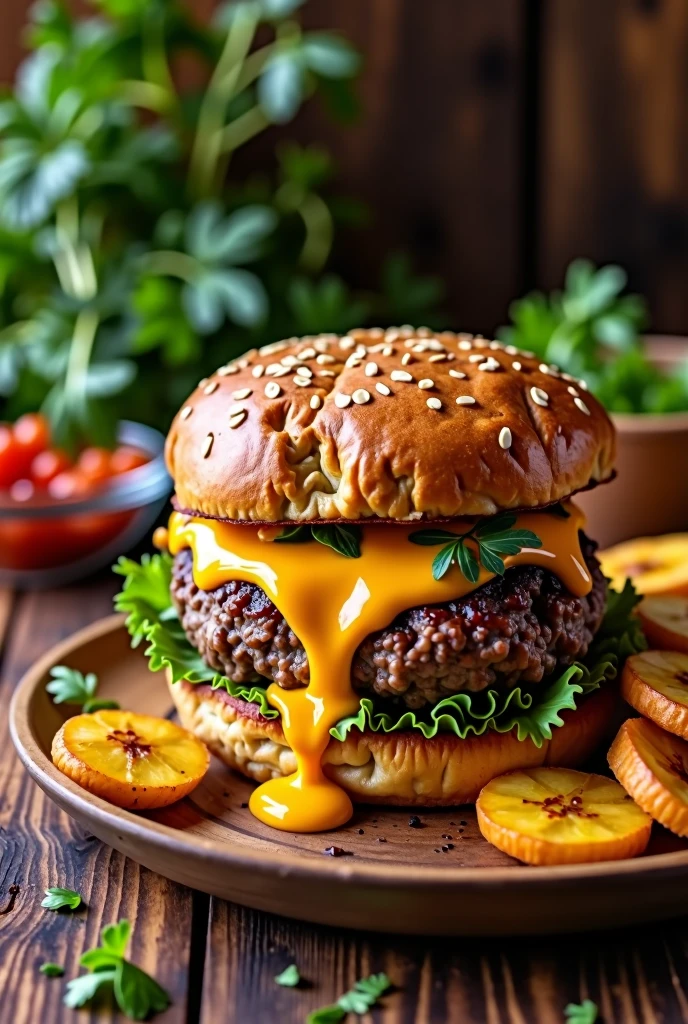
[499,259,688,414]
[0,0,443,446]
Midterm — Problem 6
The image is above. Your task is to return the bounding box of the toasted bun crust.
[165,329,616,523]
[170,680,617,807]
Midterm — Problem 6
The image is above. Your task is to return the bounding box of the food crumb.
[441,834,452,840]
[240,802,248,808]
[356,828,364,835]
[376,837,387,843]
[323,846,353,857]
[408,815,423,829]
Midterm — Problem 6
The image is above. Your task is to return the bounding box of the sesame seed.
[489,341,503,350]
[259,341,288,356]
[365,361,379,377]
[318,369,336,377]
[385,329,400,341]
[368,327,384,339]
[456,395,476,406]
[469,353,486,363]
[418,378,434,390]
[412,343,428,353]
[574,396,591,415]
[310,394,322,410]
[391,369,413,383]
[264,382,281,399]
[382,346,395,356]
[293,375,311,387]
[578,379,589,390]
[335,393,352,408]
[477,357,500,372]
[202,433,214,457]
[530,386,549,407]
[345,354,363,368]
[428,353,447,362]
[352,388,371,404]
[539,363,551,374]
[449,369,466,379]
[316,353,335,365]
[499,426,512,449]
[512,361,522,371]
[198,377,208,388]
[401,352,413,366]
[217,364,239,376]
[505,345,519,355]
[295,365,313,377]
[458,340,473,350]
[203,381,218,394]
[181,406,193,420]
[299,347,316,360]
[281,354,300,367]
[426,397,442,410]
[375,382,391,396]
[252,365,265,378]
[339,336,355,349]
[229,410,246,429]
[232,388,252,400]
[229,403,245,416]
[567,385,579,396]
[313,339,331,353]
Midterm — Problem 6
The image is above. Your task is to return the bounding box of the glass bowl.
[0,420,171,588]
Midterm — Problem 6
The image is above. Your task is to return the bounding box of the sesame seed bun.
[170,679,617,807]
[165,328,616,523]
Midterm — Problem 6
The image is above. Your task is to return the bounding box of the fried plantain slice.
[638,596,688,654]
[599,535,688,597]
[609,717,688,837]
[621,649,688,740]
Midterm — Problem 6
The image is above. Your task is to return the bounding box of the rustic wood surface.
[2,577,688,1022]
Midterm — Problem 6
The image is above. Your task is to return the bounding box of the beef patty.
[170,534,607,710]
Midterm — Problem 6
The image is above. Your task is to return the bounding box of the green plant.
[0,0,442,446]
[499,258,688,414]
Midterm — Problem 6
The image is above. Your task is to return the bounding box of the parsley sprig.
[275,523,362,558]
[46,666,120,714]
[274,964,301,987]
[41,887,82,912]
[64,920,170,1020]
[307,972,391,1023]
[565,999,599,1024]
[410,513,542,582]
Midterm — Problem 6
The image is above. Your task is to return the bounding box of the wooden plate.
[10,615,688,936]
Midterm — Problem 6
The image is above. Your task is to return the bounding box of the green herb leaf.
[66,919,170,1019]
[274,525,312,543]
[82,698,121,713]
[477,546,505,576]
[565,999,599,1024]
[432,542,460,581]
[408,528,459,546]
[40,963,64,977]
[46,667,98,707]
[64,969,117,1009]
[307,973,391,1024]
[274,964,301,987]
[454,541,479,583]
[114,959,171,1021]
[42,887,82,911]
[412,517,542,582]
[311,524,362,558]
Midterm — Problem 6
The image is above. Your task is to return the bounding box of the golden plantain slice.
[599,534,688,597]
[476,767,652,866]
[52,709,210,810]
[638,596,688,654]
[621,650,688,740]
[609,718,688,837]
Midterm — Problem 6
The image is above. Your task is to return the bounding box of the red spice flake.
[522,793,599,820]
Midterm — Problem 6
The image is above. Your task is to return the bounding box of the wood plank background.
[2,0,688,334]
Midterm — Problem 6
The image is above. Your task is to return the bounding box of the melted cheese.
[168,504,591,833]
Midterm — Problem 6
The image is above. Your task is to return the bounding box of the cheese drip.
[168,504,592,833]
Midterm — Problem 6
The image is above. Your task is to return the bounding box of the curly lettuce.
[114,555,645,748]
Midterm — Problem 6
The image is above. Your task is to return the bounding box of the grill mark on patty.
[170,535,606,710]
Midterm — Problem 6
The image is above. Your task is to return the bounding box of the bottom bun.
[170,680,618,807]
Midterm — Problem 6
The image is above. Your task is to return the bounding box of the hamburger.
[115,327,644,833]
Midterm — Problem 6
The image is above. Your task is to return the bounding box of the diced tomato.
[110,446,149,475]
[14,413,50,460]
[0,424,25,488]
[77,447,112,486]
[31,449,71,486]
[9,478,35,502]
[48,469,90,501]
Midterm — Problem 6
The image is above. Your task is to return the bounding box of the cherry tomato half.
[77,447,112,487]
[31,449,72,487]
[48,469,91,502]
[0,424,25,489]
[110,446,149,475]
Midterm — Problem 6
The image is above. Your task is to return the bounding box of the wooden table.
[2,576,688,1024]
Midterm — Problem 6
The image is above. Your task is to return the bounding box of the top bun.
[165,327,616,523]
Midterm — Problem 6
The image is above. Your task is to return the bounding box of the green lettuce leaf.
[114,556,645,747]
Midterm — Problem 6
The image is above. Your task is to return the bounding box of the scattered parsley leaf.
[411,514,541,582]
[307,973,391,1023]
[83,698,121,713]
[41,887,82,911]
[565,999,599,1024]
[46,667,98,707]
[274,963,301,987]
[40,963,64,977]
[65,919,170,1020]
[274,523,361,557]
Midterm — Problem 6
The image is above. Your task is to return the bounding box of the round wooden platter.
[10,615,688,937]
